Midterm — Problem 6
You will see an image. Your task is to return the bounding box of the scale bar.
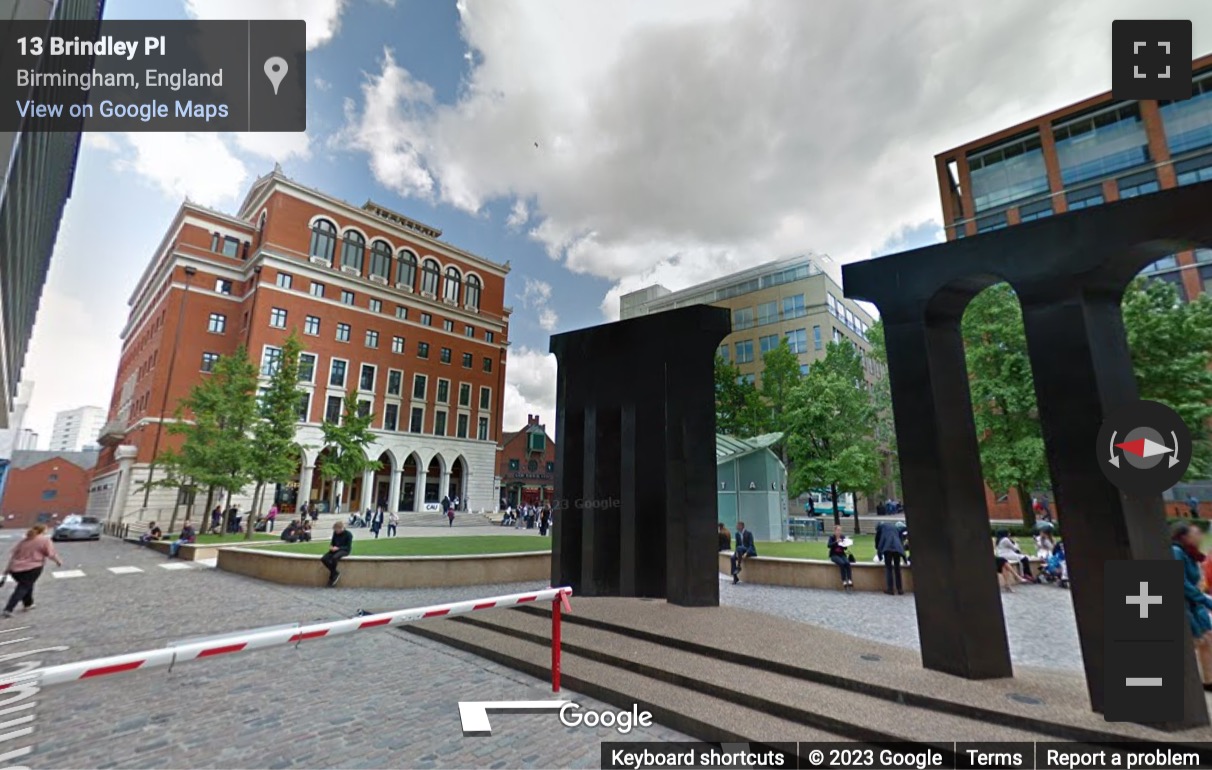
[1125,677,1163,687]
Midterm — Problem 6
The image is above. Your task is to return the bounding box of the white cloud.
[339,0,1212,316]
[183,0,349,50]
[314,77,332,91]
[502,347,557,434]
[232,131,312,162]
[537,308,558,333]
[505,199,529,230]
[109,133,249,208]
[519,277,551,305]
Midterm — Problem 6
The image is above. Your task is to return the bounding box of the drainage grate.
[1007,693,1043,705]
[860,654,881,661]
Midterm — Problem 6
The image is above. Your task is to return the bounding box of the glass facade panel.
[759,334,779,356]
[756,301,778,326]
[1160,73,1212,156]
[1054,103,1149,185]
[967,133,1049,212]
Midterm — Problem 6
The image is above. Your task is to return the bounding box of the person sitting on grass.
[280,520,301,543]
[321,521,352,587]
[299,518,313,542]
[168,521,197,558]
[730,521,756,585]
[140,523,162,544]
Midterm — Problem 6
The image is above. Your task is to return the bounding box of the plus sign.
[1126,581,1163,619]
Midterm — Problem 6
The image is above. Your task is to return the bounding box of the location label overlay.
[0,20,306,132]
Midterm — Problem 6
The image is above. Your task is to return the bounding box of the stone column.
[387,466,401,513]
[415,469,428,511]
[359,469,374,513]
[298,465,314,510]
[439,467,451,502]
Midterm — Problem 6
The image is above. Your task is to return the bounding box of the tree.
[785,341,882,533]
[1122,277,1212,479]
[962,284,1050,528]
[760,339,801,469]
[714,354,765,438]
[318,391,381,513]
[866,320,900,496]
[245,333,304,539]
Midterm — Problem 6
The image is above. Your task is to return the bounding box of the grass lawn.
[269,535,553,557]
[755,535,1038,561]
[166,533,279,545]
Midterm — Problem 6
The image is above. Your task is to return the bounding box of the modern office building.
[87,168,511,524]
[620,254,878,387]
[48,405,105,452]
[0,0,107,427]
[936,52,1212,301]
[0,380,34,459]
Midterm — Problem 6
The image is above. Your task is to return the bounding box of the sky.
[16,0,1212,445]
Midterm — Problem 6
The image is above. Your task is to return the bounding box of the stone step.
[403,614,841,746]
[447,608,1050,744]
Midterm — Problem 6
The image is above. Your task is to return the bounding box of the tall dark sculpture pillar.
[881,310,1013,679]
[1018,282,1206,724]
[549,305,730,606]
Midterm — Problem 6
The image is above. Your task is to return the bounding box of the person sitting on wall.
[717,523,732,553]
[168,521,196,558]
[321,521,353,587]
[730,522,756,585]
[140,523,162,544]
[828,525,854,589]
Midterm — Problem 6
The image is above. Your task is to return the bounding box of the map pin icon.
[264,56,288,95]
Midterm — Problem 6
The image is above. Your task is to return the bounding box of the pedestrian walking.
[209,505,222,534]
[3,525,63,617]
[1173,522,1212,689]
[370,508,384,539]
[266,505,278,532]
[387,510,399,537]
[875,521,906,595]
[1190,495,1203,519]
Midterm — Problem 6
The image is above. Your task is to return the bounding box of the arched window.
[465,274,482,310]
[443,267,462,303]
[341,231,365,273]
[420,259,440,295]
[309,219,336,264]
[370,240,392,279]
[398,251,417,289]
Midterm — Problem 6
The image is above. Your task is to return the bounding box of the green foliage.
[760,339,801,464]
[714,354,766,438]
[163,347,260,498]
[865,319,899,491]
[962,284,1049,527]
[318,390,381,509]
[246,333,305,538]
[1122,278,1212,479]
[785,341,882,530]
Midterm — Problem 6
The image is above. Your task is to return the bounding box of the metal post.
[551,594,562,692]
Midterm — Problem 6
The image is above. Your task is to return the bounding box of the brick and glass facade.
[88,169,511,523]
[497,415,555,508]
[936,53,1212,302]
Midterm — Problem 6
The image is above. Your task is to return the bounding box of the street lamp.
[142,264,197,508]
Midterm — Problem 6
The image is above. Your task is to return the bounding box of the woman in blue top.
[1171,522,1212,689]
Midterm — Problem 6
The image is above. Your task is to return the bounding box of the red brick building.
[497,415,555,508]
[1,450,97,529]
[937,53,1212,520]
[87,169,511,523]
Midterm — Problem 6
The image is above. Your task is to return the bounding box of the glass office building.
[936,55,1212,303]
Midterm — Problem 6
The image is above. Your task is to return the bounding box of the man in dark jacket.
[875,522,906,595]
[731,522,756,584]
[321,521,353,587]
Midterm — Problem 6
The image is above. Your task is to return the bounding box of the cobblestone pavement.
[12,538,686,769]
[719,572,1082,671]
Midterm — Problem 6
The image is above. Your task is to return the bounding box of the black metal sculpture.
[843,181,1212,725]
[549,304,730,606]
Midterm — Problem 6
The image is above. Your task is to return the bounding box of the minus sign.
[1125,678,1163,686]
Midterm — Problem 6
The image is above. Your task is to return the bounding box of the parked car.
[53,515,101,541]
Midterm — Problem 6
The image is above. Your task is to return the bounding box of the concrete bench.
[718,553,915,593]
[217,547,552,589]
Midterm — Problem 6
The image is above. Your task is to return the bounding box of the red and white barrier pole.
[0,586,573,691]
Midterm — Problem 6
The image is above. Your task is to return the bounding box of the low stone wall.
[124,538,277,561]
[718,553,914,593]
[217,547,552,588]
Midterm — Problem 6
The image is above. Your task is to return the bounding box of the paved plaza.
[10,537,686,769]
